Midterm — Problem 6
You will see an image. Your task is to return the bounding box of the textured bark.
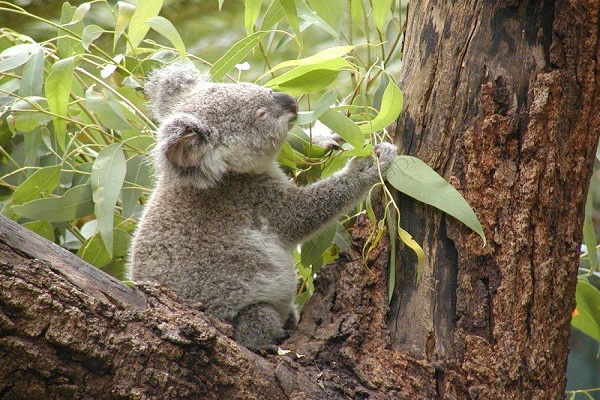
[388,0,599,398]
[0,216,325,400]
[1,1,600,399]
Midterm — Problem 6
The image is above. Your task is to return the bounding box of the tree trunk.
[1,2,599,399]
[292,0,600,398]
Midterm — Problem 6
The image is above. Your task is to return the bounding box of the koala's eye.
[255,108,269,120]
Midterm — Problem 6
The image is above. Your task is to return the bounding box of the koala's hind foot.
[234,303,288,353]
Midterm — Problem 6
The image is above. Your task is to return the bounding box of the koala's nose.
[273,92,298,116]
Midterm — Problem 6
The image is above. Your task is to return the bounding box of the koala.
[128,63,398,352]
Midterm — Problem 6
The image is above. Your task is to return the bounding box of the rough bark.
[0,216,326,400]
[1,1,600,399]
[389,0,599,398]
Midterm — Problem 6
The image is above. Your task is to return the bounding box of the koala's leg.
[233,302,288,353]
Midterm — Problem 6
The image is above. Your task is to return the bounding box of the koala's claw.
[373,142,398,169]
[320,138,343,151]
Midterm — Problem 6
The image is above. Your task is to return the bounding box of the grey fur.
[128,64,398,351]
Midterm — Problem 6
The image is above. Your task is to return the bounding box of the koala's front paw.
[373,142,398,170]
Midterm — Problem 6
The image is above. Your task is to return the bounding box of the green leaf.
[22,220,55,242]
[7,96,52,132]
[293,90,337,125]
[572,278,600,343]
[265,46,354,77]
[264,58,351,96]
[244,0,262,34]
[318,108,364,149]
[12,183,94,222]
[85,85,131,131]
[57,2,84,57]
[372,0,394,30]
[91,143,127,257]
[127,0,164,52]
[333,221,351,250]
[19,48,45,97]
[78,233,112,267]
[122,155,153,218]
[307,0,342,31]
[82,25,105,50]
[278,0,302,45]
[261,0,284,30]
[296,1,338,38]
[146,16,186,60]
[114,1,136,50]
[0,43,41,73]
[301,223,336,267]
[583,174,598,272]
[387,156,487,245]
[350,0,365,34]
[386,211,397,303]
[359,80,403,134]
[45,56,77,150]
[398,226,426,282]
[12,165,61,205]
[210,31,268,81]
[72,3,91,23]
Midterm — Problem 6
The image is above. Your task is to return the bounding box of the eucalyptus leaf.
[278,0,302,45]
[91,143,127,257]
[82,25,105,50]
[572,278,600,343]
[307,0,342,32]
[359,80,403,134]
[296,1,338,38]
[45,56,77,150]
[211,31,268,81]
[264,58,351,95]
[19,48,45,97]
[114,1,136,49]
[72,3,91,23]
[12,166,61,206]
[146,16,186,59]
[301,223,336,267]
[85,85,131,131]
[398,226,426,282]
[122,155,153,218]
[22,220,55,242]
[244,0,262,34]
[12,183,94,222]
[333,221,351,250]
[387,156,486,245]
[7,96,51,132]
[265,46,354,77]
[0,43,41,73]
[318,108,364,149]
[127,0,164,52]
[373,0,394,30]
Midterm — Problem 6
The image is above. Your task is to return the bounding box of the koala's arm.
[273,143,397,245]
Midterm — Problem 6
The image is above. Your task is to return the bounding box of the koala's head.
[144,64,298,188]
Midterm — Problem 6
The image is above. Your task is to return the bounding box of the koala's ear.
[162,118,213,168]
[145,64,208,120]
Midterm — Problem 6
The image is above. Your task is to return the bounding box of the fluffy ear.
[144,63,208,120]
[160,115,213,168]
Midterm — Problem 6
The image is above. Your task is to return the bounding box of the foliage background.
[0,1,598,398]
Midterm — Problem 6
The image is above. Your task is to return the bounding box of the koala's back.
[130,173,298,322]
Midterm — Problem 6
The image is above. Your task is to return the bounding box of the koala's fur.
[128,63,398,351]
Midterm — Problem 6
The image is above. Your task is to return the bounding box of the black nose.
[273,92,298,115]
